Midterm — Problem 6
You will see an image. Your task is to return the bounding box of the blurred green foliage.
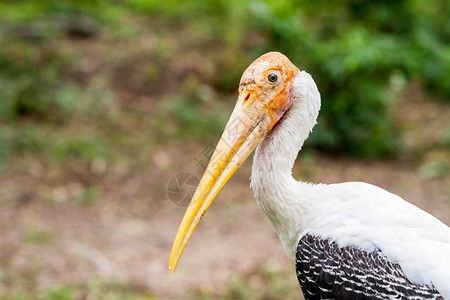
[0,0,449,162]
[0,280,158,300]
[253,0,450,155]
[23,231,53,245]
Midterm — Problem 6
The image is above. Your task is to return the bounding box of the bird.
[168,52,450,299]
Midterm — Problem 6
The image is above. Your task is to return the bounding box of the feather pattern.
[251,71,450,299]
[296,234,443,299]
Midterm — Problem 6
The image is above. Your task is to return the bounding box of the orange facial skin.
[168,51,300,274]
[238,52,300,131]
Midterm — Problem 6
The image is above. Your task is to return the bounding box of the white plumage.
[169,52,450,299]
[251,71,450,298]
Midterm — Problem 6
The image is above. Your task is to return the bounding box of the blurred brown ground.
[0,78,448,298]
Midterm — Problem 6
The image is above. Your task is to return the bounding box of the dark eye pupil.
[268,73,278,83]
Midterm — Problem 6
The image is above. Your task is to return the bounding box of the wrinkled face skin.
[238,52,300,131]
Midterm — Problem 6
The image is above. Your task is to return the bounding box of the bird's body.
[169,52,450,299]
[252,71,450,298]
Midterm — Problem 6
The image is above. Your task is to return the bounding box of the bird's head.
[169,52,300,274]
[238,51,300,131]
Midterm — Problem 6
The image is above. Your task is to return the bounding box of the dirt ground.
[0,84,449,299]
[0,154,448,299]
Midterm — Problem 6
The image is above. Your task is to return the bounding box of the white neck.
[250,71,321,256]
[249,72,450,297]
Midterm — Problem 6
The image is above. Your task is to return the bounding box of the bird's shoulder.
[313,181,445,226]
[301,181,450,299]
[307,181,450,245]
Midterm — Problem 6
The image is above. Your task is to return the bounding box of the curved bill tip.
[168,95,272,274]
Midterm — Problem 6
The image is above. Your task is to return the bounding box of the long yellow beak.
[168,91,273,274]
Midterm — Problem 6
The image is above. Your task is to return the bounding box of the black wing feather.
[296,234,443,300]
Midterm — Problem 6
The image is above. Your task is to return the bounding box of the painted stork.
[169,52,450,299]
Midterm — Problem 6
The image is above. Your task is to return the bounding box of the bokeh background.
[0,0,449,299]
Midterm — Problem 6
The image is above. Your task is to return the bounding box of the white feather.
[251,71,450,298]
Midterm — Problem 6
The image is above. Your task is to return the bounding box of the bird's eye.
[267,72,279,84]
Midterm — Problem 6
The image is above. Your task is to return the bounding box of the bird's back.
[300,182,450,299]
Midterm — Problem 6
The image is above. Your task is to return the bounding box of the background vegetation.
[1,0,450,160]
[0,0,449,299]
